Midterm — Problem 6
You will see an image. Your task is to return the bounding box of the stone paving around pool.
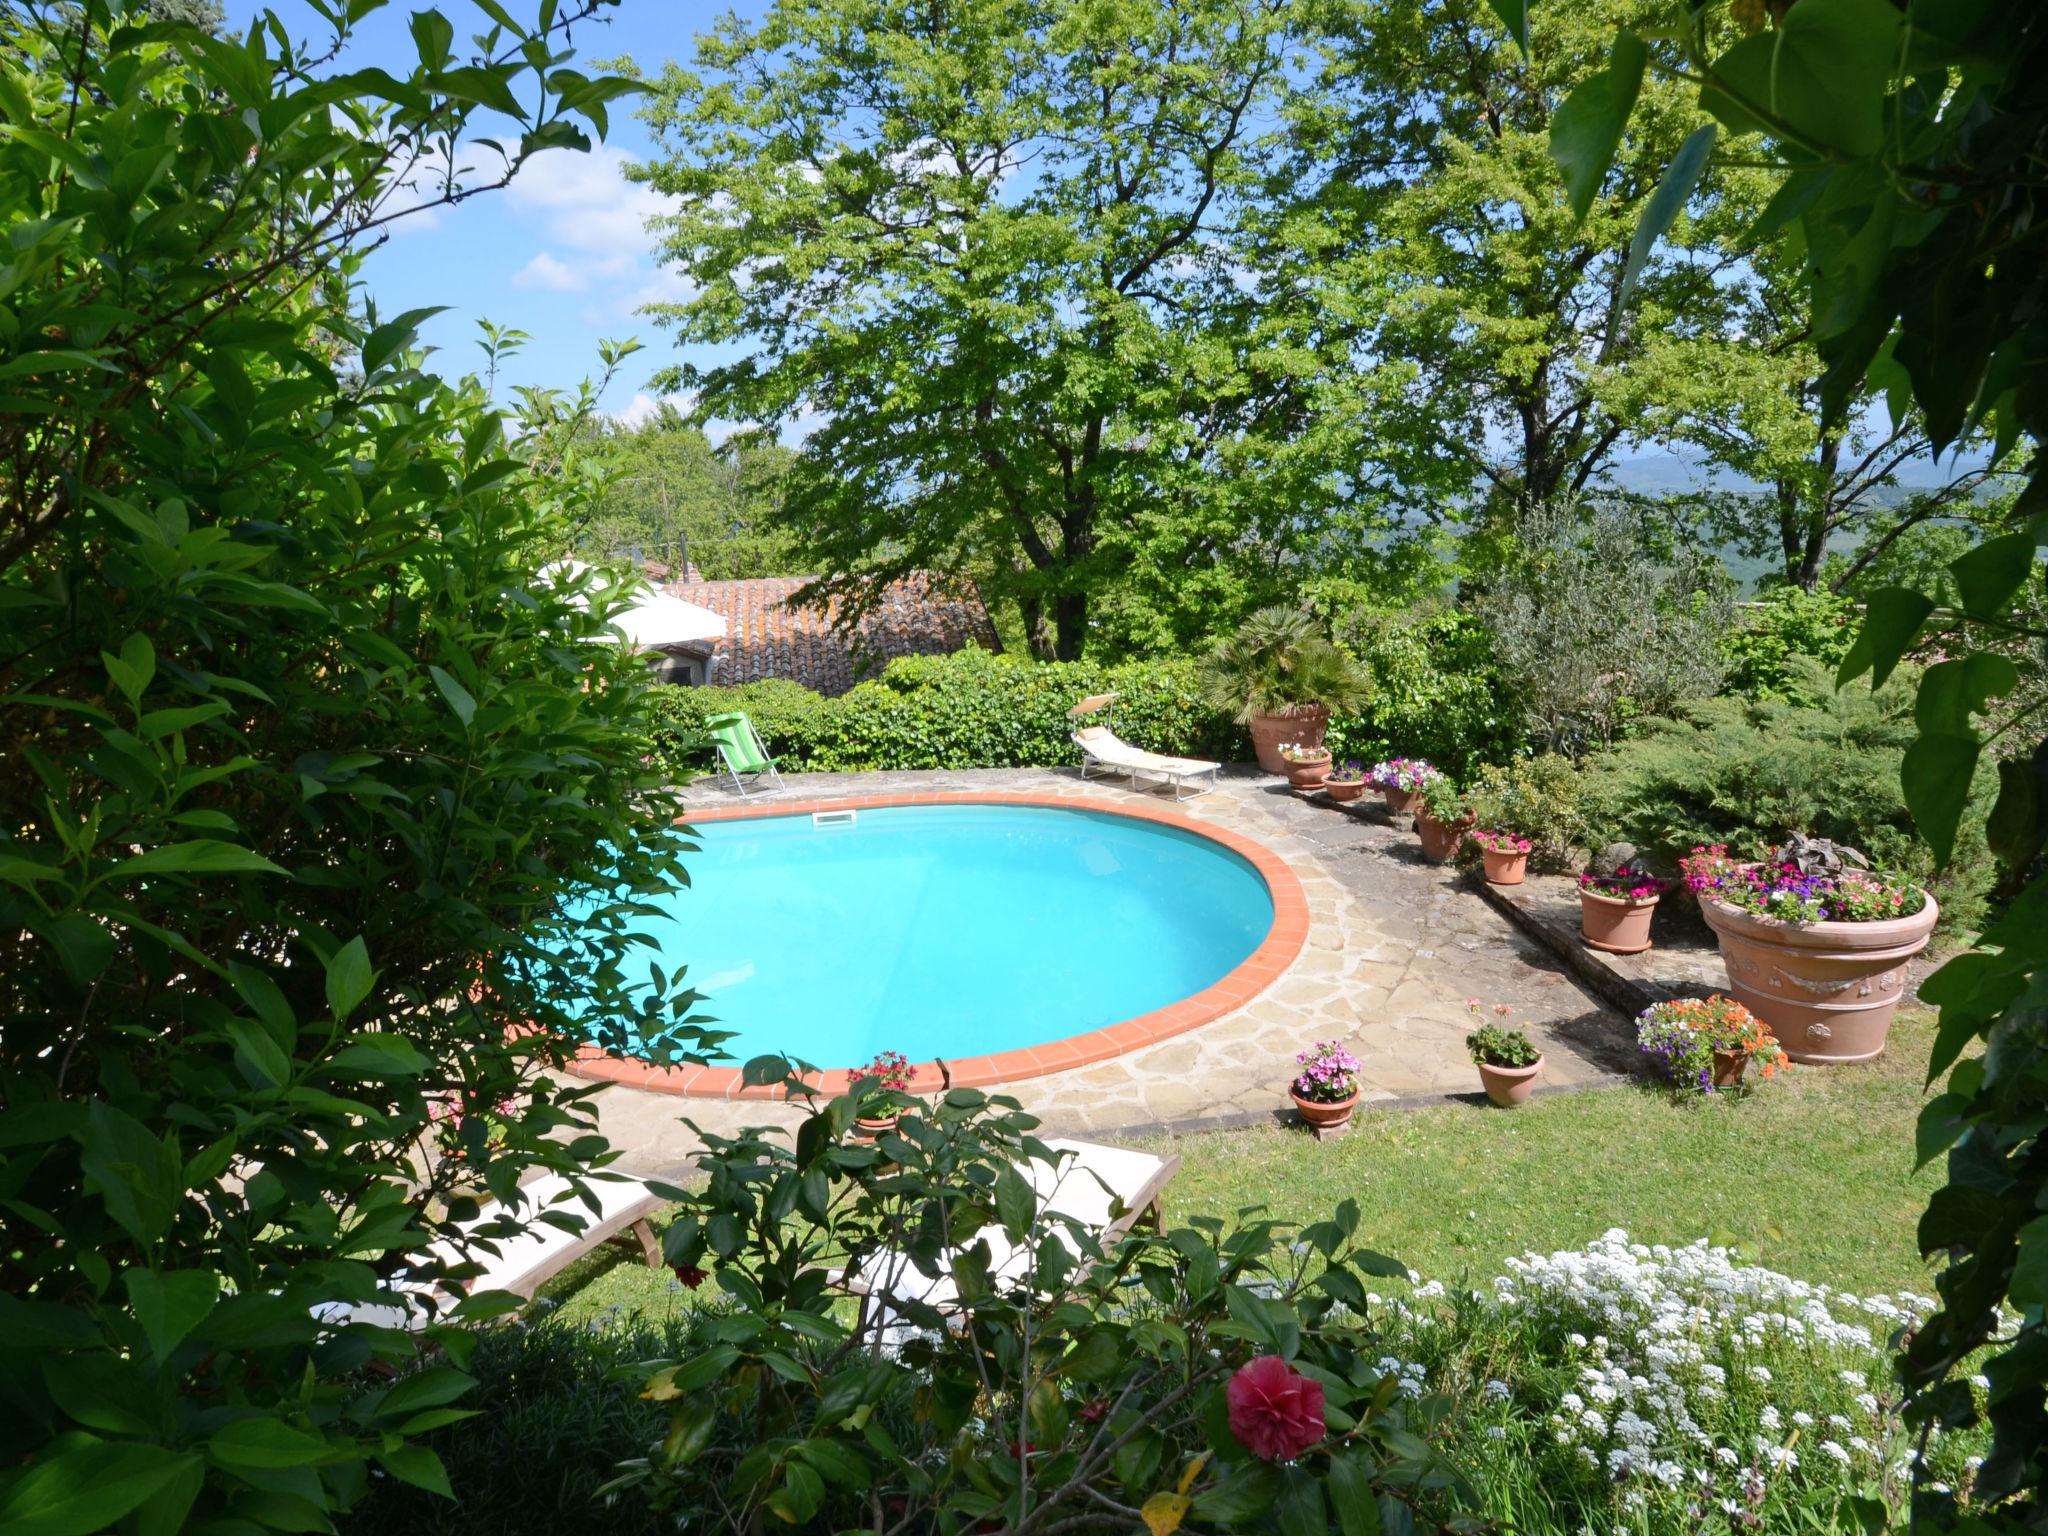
[587,766,1638,1180]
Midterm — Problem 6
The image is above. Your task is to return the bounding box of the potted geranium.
[1367,757,1442,819]
[1578,849,1665,955]
[1682,836,1936,1064]
[1635,994,1785,1094]
[1280,742,1333,790]
[1289,1039,1363,1135]
[1203,606,1372,774]
[1323,759,1369,804]
[1470,828,1532,886]
[851,1049,914,1136]
[1414,775,1475,862]
[1465,1002,1542,1106]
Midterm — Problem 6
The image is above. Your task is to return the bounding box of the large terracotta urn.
[1700,892,1937,1064]
[1249,706,1329,775]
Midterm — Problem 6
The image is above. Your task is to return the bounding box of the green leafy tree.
[577,406,801,580]
[630,0,1391,660]
[1546,0,2048,1521]
[1288,0,1769,528]
[0,4,708,1532]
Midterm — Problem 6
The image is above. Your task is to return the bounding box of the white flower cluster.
[1466,1231,1938,1519]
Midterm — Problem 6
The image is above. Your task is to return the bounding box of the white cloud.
[615,390,694,429]
[512,251,588,293]
[506,145,685,319]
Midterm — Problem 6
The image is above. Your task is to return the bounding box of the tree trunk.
[1053,591,1087,661]
[1018,591,1056,661]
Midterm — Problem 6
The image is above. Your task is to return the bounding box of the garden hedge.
[648,622,1523,778]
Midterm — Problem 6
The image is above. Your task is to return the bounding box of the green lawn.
[554,1010,1947,1321]
[1130,1008,1946,1299]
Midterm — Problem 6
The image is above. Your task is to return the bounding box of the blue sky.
[231,1,751,419]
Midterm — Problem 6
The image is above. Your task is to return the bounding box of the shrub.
[1719,585,1859,703]
[0,9,703,1531]
[610,1072,1459,1531]
[1578,659,1996,931]
[1464,755,1588,872]
[1394,1233,1982,1532]
[1326,607,1525,776]
[1479,501,1734,754]
[648,649,1243,773]
[341,1315,700,1536]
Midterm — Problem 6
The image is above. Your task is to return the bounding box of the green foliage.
[648,649,1243,774]
[342,1316,698,1536]
[1465,755,1588,871]
[1201,605,1372,723]
[1719,585,1858,702]
[1324,607,1526,777]
[614,1070,1461,1531]
[575,408,800,580]
[1552,5,2048,1510]
[1480,500,1735,753]
[1579,660,1995,932]
[0,6,706,1532]
[631,0,1404,660]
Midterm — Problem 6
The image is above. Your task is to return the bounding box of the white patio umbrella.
[542,560,727,650]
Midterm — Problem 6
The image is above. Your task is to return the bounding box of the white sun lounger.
[847,1137,1180,1318]
[317,1171,669,1331]
[1068,693,1219,800]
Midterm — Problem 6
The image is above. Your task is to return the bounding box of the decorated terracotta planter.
[1476,1056,1543,1107]
[1580,889,1660,955]
[1249,707,1330,774]
[1284,753,1333,790]
[1380,785,1422,819]
[1291,1090,1359,1133]
[1481,847,1529,886]
[1415,810,1472,863]
[1700,891,1937,1064]
[1710,1048,1750,1090]
[1324,778,1368,804]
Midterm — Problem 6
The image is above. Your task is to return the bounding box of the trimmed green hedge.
[647,650,1241,773]
[649,624,1528,778]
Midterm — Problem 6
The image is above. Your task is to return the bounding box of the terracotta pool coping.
[563,789,1311,1100]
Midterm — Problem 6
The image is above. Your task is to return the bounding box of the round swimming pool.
[604,801,1279,1073]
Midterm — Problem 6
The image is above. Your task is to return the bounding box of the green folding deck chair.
[703,710,785,796]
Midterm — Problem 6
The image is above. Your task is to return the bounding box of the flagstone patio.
[588,766,1636,1179]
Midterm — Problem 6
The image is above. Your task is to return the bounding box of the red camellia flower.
[671,1263,707,1289]
[1226,1355,1326,1462]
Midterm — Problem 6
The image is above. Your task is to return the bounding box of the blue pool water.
[615,804,1274,1068]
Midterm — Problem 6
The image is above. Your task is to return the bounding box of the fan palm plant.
[1203,606,1372,721]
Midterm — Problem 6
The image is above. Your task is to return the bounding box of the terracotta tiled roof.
[669,572,1000,695]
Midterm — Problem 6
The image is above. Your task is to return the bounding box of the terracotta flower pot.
[1710,1048,1750,1089]
[1700,891,1937,1064]
[853,1114,899,1139]
[1325,778,1368,804]
[1284,755,1333,790]
[1291,1090,1359,1132]
[1381,785,1421,819]
[1481,847,1529,886]
[1476,1055,1543,1107]
[1249,707,1330,774]
[1415,810,1471,863]
[1580,889,1660,955]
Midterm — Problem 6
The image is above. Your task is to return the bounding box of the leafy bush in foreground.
[0,6,705,1531]
[341,1316,697,1536]
[612,1071,1461,1532]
